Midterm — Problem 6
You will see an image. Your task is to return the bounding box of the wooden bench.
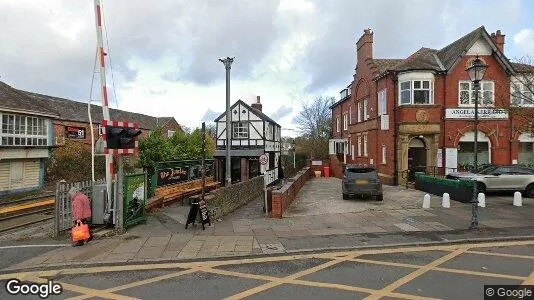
[154,177,220,207]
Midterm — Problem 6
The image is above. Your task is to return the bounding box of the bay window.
[459,81,494,106]
[399,80,433,105]
[0,114,48,146]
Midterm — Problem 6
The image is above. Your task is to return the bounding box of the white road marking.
[0,244,68,250]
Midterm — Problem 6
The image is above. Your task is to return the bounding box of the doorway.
[408,137,427,181]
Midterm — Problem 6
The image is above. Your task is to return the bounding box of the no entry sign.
[259,154,268,165]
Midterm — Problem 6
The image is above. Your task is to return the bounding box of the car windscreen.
[345,168,377,179]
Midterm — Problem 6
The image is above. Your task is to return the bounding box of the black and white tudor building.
[213,96,282,186]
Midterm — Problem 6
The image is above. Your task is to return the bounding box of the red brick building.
[330,26,534,185]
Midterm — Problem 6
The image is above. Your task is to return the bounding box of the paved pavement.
[1,178,534,271]
[1,239,533,299]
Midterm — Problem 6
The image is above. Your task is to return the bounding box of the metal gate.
[54,179,105,237]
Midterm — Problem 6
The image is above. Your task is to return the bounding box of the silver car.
[446,165,534,197]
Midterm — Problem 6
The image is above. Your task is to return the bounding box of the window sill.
[398,104,438,107]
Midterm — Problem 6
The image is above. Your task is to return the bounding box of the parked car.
[342,165,383,201]
[446,165,534,197]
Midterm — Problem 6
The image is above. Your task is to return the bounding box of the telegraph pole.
[93,0,114,223]
[219,57,234,186]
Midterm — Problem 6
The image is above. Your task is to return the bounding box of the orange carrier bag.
[71,220,90,242]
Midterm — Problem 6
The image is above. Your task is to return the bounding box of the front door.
[408,138,427,181]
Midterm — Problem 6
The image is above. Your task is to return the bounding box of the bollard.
[442,193,450,208]
[423,194,431,209]
[513,191,522,207]
[478,193,485,207]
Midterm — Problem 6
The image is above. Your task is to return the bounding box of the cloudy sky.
[1,0,533,135]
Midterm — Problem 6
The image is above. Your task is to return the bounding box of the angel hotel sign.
[445,108,508,119]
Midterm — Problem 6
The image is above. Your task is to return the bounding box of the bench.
[154,177,220,207]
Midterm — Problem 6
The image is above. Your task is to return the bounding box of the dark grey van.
[342,165,383,201]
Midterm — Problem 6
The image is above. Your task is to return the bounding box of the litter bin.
[323,166,330,177]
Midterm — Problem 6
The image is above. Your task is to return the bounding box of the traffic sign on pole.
[259,154,268,165]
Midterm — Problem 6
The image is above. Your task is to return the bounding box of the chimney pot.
[257,95,260,103]
[491,29,505,53]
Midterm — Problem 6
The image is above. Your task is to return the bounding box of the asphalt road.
[0,239,532,300]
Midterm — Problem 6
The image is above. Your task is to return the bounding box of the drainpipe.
[392,73,399,186]
[441,72,447,175]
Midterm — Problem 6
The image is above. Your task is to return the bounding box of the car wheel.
[376,194,383,201]
[342,193,349,200]
[525,184,534,198]
[476,182,486,194]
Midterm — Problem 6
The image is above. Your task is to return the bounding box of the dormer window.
[399,80,433,105]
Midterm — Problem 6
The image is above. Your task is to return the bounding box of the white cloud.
[513,28,534,57]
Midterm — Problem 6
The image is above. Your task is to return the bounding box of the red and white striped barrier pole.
[94,0,114,220]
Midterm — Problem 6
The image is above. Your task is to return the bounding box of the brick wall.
[270,167,312,218]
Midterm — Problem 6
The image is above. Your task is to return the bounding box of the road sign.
[259,154,268,165]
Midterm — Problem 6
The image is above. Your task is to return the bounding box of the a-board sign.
[185,199,211,230]
[199,200,211,228]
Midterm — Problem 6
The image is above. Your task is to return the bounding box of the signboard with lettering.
[66,126,86,139]
[157,166,189,186]
[445,108,508,119]
[154,160,215,187]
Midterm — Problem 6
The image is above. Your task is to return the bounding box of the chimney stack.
[491,30,505,53]
[356,28,374,63]
[251,95,262,111]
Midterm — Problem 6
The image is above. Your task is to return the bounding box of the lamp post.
[219,57,234,186]
[465,55,488,230]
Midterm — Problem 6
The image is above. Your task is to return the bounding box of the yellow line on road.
[466,250,534,260]
[67,269,198,300]
[224,258,347,300]
[0,198,54,214]
[521,271,534,286]
[433,267,527,281]
[364,248,468,300]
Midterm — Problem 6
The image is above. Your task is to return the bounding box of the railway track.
[0,195,55,234]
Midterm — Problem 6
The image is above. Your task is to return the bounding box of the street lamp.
[465,55,488,229]
[219,57,234,186]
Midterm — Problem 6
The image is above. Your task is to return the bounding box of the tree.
[136,125,216,172]
[293,96,335,159]
[293,96,334,139]
[136,126,174,173]
[46,139,105,183]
